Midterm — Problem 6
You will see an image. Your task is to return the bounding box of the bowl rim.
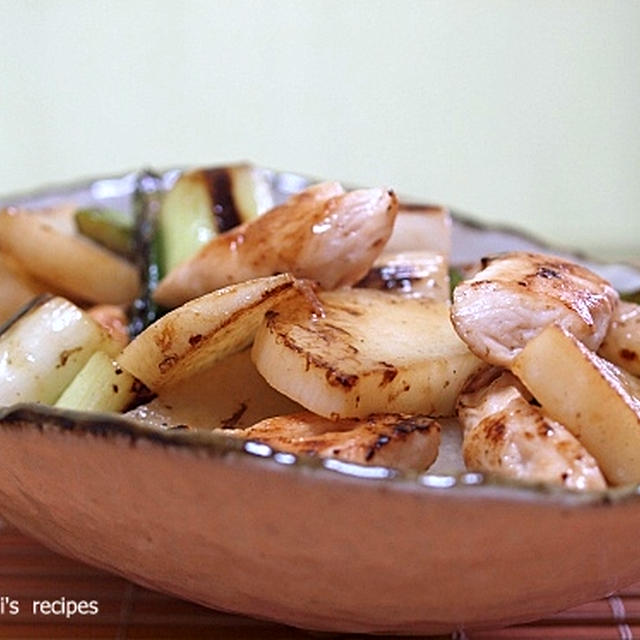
[2,402,640,509]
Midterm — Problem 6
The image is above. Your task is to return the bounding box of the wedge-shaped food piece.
[126,348,302,430]
[154,182,398,308]
[219,411,440,471]
[451,252,618,367]
[0,207,140,305]
[598,301,640,377]
[513,324,640,486]
[384,203,451,257]
[252,289,487,419]
[457,370,606,490]
[119,274,300,391]
[0,296,120,406]
[357,250,450,301]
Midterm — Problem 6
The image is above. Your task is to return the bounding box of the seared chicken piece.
[87,304,129,349]
[217,411,440,472]
[597,301,640,377]
[154,182,398,308]
[0,207,140,306]
[450,252,618,367]
[457,370,606,490]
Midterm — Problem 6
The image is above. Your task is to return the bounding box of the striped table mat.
[0,522,636,639]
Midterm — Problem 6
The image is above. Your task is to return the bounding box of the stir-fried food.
[1,165,639,484]
[450,252,618,367]
[597,301,640,377]
[252,288,486,419]
[218,412,440,472]
[457,370,606,490]
[119,273,302,390]
[512,324,640,485]
[0,207,140,306]
[154,182,399,308]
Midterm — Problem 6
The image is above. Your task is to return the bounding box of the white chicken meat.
[457,369,606,490]
[597,300,640,377]
[154,182,398,308]
[450,252,618,367]
[217,411,440,472]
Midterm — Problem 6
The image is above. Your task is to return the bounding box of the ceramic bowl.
[1,169,640,635]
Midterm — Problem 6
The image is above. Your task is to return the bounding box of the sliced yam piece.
[357,250,450,302]
[385,203,451,257]
[126,348,302,431]
[219,411,441,472]
[0,296,120,406]
[512,323,640,486]
[457,370,606,490]
[119,274,301,391]
[154,183,398,308]
[598,301,640,377]
[451,252,618,367]
[0,208,140,305]
[252,288,487,420]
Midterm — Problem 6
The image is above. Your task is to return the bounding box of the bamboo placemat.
[0,520,637,639]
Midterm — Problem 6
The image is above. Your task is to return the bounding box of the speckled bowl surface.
[1,169,640,635]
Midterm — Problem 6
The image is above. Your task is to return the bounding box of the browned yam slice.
[126,348,303,431]
[119,274,302,391]
[513,323,640,486]
[252,288,486,420]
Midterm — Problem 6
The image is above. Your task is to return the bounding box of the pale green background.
[1,1,638,258]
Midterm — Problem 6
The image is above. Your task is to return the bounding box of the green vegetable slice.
[74,207,134,258]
